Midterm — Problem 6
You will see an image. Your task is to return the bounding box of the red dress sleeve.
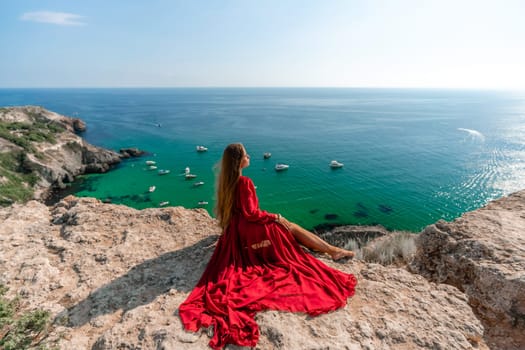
[236,176,277,224]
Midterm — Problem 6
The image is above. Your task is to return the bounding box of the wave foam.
[458,128,485,142]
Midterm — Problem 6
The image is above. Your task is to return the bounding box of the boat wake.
[458,128,485,142]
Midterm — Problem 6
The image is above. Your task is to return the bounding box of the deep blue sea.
[1,88,524,232]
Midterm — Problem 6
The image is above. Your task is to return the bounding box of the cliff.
[0,106,126,204]
[1,191,524,349]
[410,190,525,349]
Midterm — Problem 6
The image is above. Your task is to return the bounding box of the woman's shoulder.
[239,176,253,185]
[239,175,251,182]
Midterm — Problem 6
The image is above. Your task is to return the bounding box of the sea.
[1,88,524,232]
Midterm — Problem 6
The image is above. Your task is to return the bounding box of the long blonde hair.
[215,143,245,230]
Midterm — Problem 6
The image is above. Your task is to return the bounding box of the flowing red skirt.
[179,218,357,349]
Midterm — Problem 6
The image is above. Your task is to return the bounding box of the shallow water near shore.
[1,88,524,232]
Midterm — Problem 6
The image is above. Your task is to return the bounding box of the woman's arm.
[238,176,279,224]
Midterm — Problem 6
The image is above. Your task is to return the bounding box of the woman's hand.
[277,216,292,231]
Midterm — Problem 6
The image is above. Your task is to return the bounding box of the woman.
[179,143,357,349]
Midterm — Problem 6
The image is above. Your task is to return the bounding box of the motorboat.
[197,201,209,206]
[263,152,272,159]
[193,181,205,187]
[329,160,344,168]
[185,173,197,179]
[146,160,156,165]
[275,163,289,171]
[158,169,171,175]
[196,145,208,152]
[149,186,156,193]
[159,201,170,206]
[148,165,158,170]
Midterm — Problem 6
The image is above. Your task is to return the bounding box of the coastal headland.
[0,106,147,205]
[0,107,524,349]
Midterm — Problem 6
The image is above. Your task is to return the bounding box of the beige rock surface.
[411,190,525,350]
[0,195,493,349]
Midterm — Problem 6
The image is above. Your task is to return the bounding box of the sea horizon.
[1,87,524,232]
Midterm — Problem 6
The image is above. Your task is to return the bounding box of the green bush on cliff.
[0,118,65,206]
[0,120,64,153]
[0,285,54,350]
[0,152,38,206]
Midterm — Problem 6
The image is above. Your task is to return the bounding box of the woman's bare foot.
[330,248,355,261]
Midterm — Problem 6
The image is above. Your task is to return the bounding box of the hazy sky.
[1,0,524,88]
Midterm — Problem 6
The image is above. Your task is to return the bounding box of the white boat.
[159,201,170,206]
[158,169,171,175]
[193,181,205,187]
[149,186,156,193]
[185,173,197,179]
[329,160,344,168]
[185,166,190,174]
[263,152,272,159]
[146,160,156,165]
[197,201,209,206]
[196,145,208,152]
[148,165,157,170]
[275,163,289,171]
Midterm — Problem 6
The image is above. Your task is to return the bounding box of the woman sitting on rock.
[179,143,357,350]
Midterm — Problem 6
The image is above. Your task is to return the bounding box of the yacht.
[193,181,205,187]
[329,160,344,168]
[263,152,272,159]
[158,169,171,175]
[148,186,156,193]
[146,160,156,165]
[159,201,170,207]
[275,163,289,171]
[196,145,208,152]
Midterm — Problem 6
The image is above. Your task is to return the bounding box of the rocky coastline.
[0,106,145,205]
[1,106,524,349]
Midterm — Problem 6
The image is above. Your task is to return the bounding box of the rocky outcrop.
[119,147,147,158]
[410,190,525,350]
[0,106,145,202]
[319,224,390,248]
[71,118,87,132]
[1,195,507,349]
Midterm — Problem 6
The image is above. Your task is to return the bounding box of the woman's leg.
[288,223,354,260]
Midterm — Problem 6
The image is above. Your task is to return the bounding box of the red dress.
[179,176,357,349]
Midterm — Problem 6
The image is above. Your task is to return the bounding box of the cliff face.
[0,106,122,203]
[410,191,525,350]
[3,192,524,349]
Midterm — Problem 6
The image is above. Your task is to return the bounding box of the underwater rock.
[354,210,369,218]
[378,204,393,213]
[324,213,338,220]
[356,202,367,211]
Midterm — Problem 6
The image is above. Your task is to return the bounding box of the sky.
[0,0,524,89]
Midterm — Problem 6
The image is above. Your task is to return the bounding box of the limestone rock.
[72,118,87,132]
[319,224,390,248]
[0,195,494,349]
[410,190,525,350]
[119,147,146,158]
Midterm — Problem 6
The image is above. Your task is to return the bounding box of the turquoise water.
[1,88,524,232]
